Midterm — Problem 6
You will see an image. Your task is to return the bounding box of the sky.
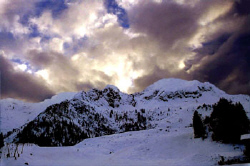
[0,0,249,102]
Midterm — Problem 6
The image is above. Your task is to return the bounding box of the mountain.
[0,92,77,135]
[2,78,249,146]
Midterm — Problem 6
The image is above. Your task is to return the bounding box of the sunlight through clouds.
[36,69,49,82]
[15,63,28,72]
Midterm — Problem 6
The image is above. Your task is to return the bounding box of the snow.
[241,134,250,140]
[143,78,224,94]
[1,128,244,166]
[0,92,76,134]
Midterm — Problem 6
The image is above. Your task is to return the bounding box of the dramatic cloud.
[26,49,115,94]
[127,0,250,94]
[186,0,250,94]
[0,0,249,102]
[0,54,54,102]
[129,0,200,49]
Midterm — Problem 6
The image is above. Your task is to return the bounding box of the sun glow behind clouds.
[178,61,185,69]
[116,77,133,92]
[15,64,28,71]
[100,53,139,93]
[36,69,50,83]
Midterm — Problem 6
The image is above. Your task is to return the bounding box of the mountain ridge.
[1,78,249,146]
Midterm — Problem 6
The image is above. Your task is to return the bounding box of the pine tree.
[110,110,113,118]
[0,132,4,148]
[210,98,250,143]
[193,111,206,138]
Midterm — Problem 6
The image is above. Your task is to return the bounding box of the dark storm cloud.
[184,33,232,71]
[128,0,250,95]
[127,0,207,92]
[234,0,250,16]
[194,34,231,57]
[130,66,190,93]
[129,0,201,49]
[26,50,53,68]
[186,0,250,95]
[191,30,250,95]
[0,55,55,102]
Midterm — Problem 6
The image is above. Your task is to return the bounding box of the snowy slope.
[1,128,245,166]
[0,92,77,135]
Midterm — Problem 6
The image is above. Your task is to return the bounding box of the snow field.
[1,127,244,166]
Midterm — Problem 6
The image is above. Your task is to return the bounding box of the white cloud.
[15,63,28,71]
[10,15,30,37]
[30,11,54,35]
[36,69,49,80]
[29,0,109,39]
[117,0,140,10]
[48,38,64,53]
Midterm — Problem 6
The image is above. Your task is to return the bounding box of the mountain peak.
[103,84,120,93]
[144,78,218,93]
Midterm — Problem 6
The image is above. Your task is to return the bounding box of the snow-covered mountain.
[1,78,250,165]
[2,78,249,146]
[0,92,77,135]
